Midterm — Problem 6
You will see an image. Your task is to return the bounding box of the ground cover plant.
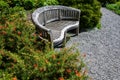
[0,0,89,80]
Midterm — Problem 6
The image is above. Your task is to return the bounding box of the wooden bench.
[32,5,81,48]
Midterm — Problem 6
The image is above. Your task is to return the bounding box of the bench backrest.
[33,6,80,26]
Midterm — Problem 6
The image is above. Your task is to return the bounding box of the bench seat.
[45,20,79,46]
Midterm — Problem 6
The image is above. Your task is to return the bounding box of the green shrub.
[23,0,34,10]
[58,0,75,6]
[3,0,34,10]
[0,47,89,80]
[116,2,120,9]
[3,0,58,10]
[0,18,89,79]
[43,0,59,6]
[58,0,102,31]
[0,5,26,24]
[0,70,13,80]
[0,1,89,79]
[106,4,117,10]
[98,0,120,6]
[106,1,120,15]
[0,1,9,24]
[0,20,35,52]
[0,0,9,10]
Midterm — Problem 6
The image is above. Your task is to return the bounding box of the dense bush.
[0,1,26,24]
[0,0,9,10]
[106,1,120,15]
[0,1,89,80]
[98,0,120,6]
[0,18,89,79]
[0,48,89,80]
[58,0,102,31]
[3,0,58,10]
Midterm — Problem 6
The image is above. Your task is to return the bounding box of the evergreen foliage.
[0,0,89,80]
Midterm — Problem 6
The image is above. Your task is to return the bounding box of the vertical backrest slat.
[43,11,46,25]
[72,11,75,18]
[59,8,79,20]
[58,9,61,20]
[38,13,44,25]
[45,9,60,23]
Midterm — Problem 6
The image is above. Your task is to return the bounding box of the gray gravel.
[66,8,120,80]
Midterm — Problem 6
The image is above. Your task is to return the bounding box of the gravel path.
[66,8,120,80]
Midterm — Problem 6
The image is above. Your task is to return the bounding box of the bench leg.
[62,33,66,47]
[76,27,79,35]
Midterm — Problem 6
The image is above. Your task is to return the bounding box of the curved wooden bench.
[32,5,81,48]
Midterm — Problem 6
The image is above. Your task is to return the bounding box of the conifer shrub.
[0,47,89,80]
[0,1,89,80]
[0,18,89,79]
[0,0,9,24]
[0,16,89,80]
